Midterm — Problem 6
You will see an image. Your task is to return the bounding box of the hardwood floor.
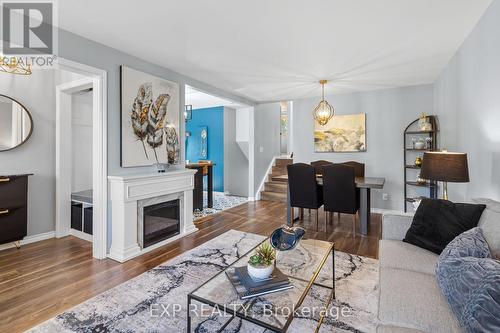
[0,200,380,333]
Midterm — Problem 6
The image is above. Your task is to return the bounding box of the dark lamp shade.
[421,152,470,182]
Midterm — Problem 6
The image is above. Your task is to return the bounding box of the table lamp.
[420,151,469,200]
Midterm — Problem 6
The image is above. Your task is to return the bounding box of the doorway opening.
[55,60,107,259]
[184,85,252,220]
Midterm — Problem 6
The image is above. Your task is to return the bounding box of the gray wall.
[290,85,434,210]
[0,71,57,236]
[254,102,281,195]
[224,107,249,197]
[434,0,500,202]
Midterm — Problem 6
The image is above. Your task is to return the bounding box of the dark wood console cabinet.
[0,174,32,246]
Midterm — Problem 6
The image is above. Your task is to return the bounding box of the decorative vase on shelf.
[418,113,433,131]
[247,243,276,280]
[425,137,433,149]
[414,157,423,167]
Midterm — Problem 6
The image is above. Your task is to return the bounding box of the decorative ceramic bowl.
[414,141,426,150]
[247,262,274,280]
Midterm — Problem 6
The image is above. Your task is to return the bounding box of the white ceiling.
[58,0,491,102]
[185,85,249,110]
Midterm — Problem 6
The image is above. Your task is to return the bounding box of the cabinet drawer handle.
[0,178,10,183]
[0,209,9,215]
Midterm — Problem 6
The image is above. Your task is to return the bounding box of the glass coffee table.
[187,237,335,332]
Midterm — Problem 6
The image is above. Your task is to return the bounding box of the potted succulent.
[247,243,276,280]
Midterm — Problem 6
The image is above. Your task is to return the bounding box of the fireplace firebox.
[142,199,180,248]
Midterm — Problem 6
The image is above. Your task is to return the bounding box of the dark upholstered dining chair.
[310,160,333,175]
[287,163,323,229]
[322,164,360,235]
[341,161,365,177]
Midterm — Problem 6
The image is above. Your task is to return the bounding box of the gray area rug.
[29,230,379,332]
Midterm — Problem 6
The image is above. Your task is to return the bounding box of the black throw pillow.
[403,198,486,254]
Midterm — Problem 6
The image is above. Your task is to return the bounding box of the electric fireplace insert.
[142,199,180,248]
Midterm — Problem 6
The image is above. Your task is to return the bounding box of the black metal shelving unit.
[403,116,439,212]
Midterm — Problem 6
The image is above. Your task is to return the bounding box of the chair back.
[341,161,365,177]
[310,160,333,175]
[287,163,322,209]
[322,164,358,214]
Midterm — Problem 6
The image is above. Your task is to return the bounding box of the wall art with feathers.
[120,66,181,167]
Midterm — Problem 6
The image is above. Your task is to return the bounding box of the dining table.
[274,174,385,236]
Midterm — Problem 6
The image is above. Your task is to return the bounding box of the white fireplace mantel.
[108,169,197,262]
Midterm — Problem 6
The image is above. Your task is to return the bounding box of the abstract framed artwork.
[120,66,181,167]
[314,113,366,152]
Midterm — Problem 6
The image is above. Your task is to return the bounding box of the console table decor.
[0,174,33,248]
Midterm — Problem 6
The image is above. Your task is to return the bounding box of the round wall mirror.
[0,94,33,152]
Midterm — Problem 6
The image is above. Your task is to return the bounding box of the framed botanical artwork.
[314,113,366,152]
[120,66,180,167]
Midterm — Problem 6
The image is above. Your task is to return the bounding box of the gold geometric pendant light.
[313,79,334,126]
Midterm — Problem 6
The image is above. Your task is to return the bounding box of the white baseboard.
[70,229,93,242]
[0,231,55,251]
[247,196,256,201]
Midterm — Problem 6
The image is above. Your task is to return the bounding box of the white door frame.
[55,58,108,259]
[248,107,255,200]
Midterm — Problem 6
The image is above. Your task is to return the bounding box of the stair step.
[272,166,287,175]
[260,191,287,203]
[264,181,287,193]
[275,158,293,167]
[271,174,288,182]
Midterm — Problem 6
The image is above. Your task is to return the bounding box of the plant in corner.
[247,243,276,280]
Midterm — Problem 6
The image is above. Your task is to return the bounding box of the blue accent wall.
[185,106,224,192]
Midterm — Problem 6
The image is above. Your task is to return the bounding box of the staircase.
[260,157,293,202]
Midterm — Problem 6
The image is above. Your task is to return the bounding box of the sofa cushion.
[472,198,500,259]
[378,268,461,333]
[381,212,414,240]
[379,239,438,275]
[436,228,500,333]
[403,198,485,254]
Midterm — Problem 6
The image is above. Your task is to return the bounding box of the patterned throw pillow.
[436,228,500,333]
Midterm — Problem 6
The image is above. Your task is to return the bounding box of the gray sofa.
[377,198,500,333]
